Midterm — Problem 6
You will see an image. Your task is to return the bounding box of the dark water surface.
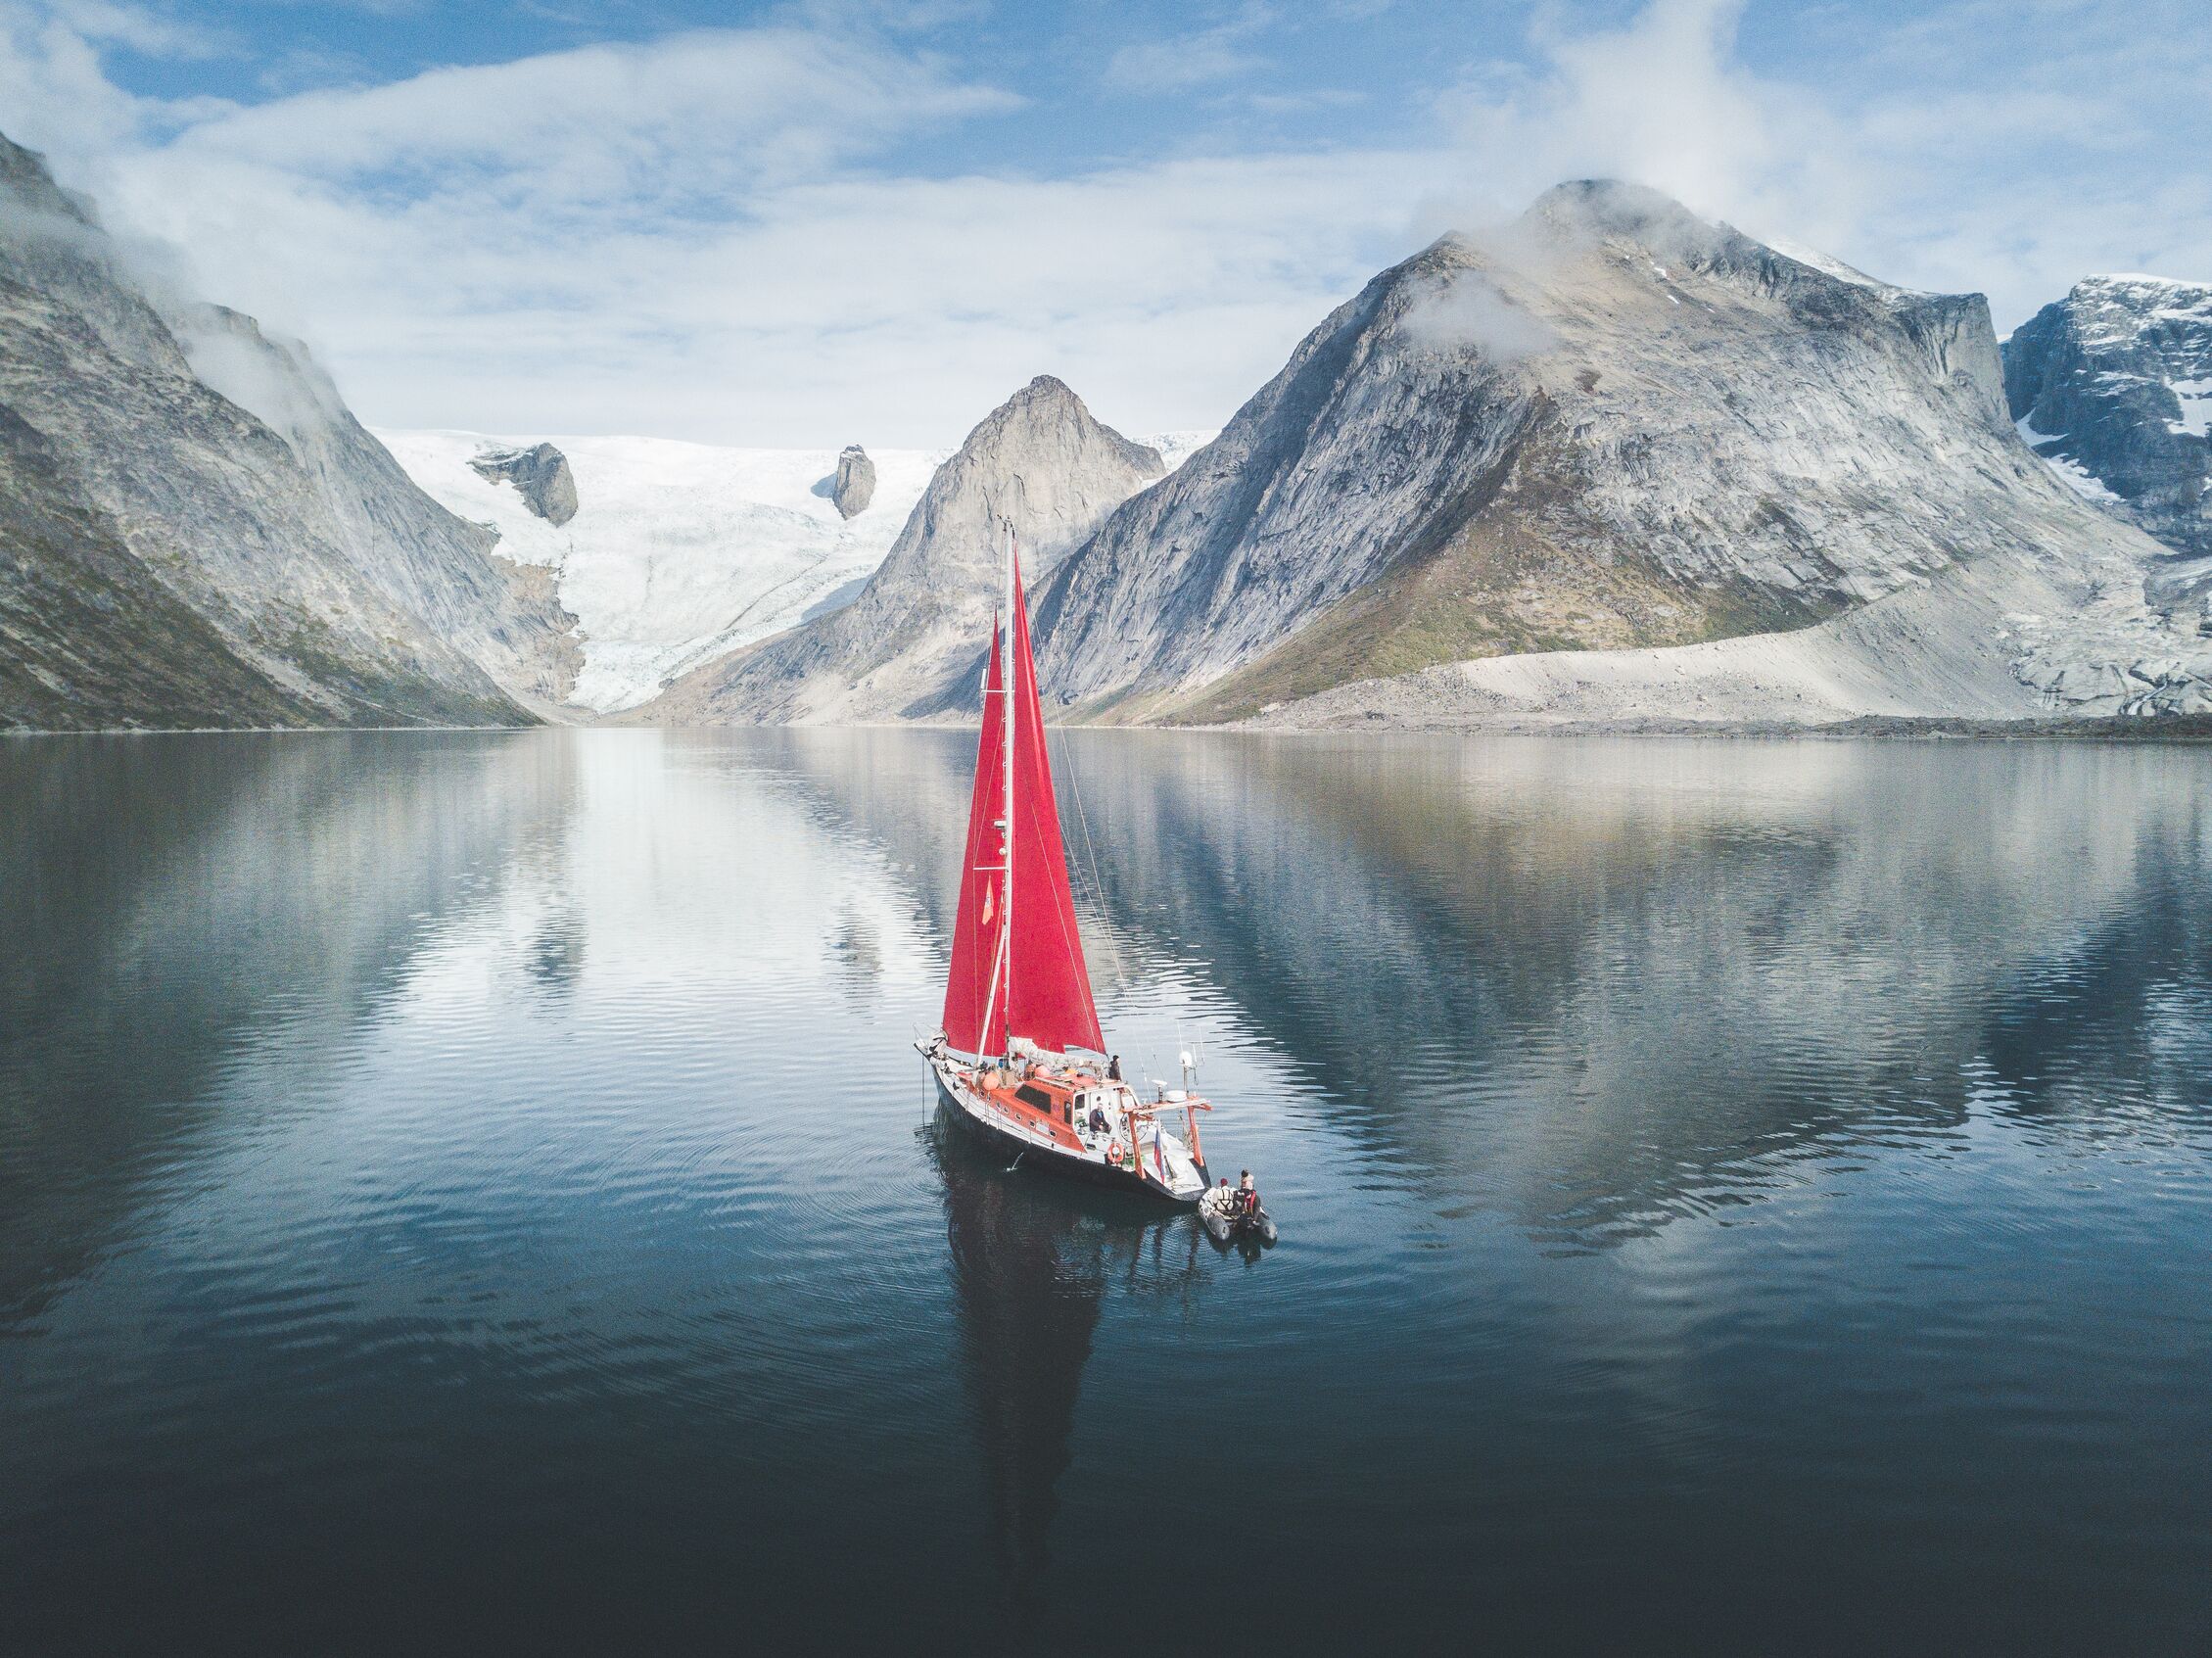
[3,730,2208,1654]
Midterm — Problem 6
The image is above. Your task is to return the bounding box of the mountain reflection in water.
[2,729,2207,1656]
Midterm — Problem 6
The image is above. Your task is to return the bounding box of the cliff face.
[2003,275,2212,579]
[1032,181,2194,723]
[0,133,578,729]
[632,376,1162,724]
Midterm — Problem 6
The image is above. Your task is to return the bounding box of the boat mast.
[976,519,1017,1060]
[999,518,1016,1057]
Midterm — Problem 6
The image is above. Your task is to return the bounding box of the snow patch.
[2044,453,2123,503]
[2012,413,2123,501]
[2168,377,2211,439]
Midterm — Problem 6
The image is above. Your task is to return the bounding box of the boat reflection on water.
[920,1099,1206,1617]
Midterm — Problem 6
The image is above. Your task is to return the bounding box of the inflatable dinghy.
[1200,1186,1277,1246]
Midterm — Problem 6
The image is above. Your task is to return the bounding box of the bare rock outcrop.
[469,441,579,526]
[830,444,876,518]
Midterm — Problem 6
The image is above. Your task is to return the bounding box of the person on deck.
[1107,1055,1122,1081]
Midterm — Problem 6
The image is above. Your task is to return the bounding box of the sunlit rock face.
[633,375,1163,724]
[0,132,579,729]
[1030,181,2205,726]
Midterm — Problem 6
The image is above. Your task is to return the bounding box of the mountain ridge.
[1027,179,2199,726]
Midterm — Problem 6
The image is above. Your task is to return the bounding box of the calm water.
[2,730,2209,1654]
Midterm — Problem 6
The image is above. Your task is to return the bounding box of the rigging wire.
[1051,718,1128,997]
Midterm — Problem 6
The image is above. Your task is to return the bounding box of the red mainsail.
[941,557,1104,1058]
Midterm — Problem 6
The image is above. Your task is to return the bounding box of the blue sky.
[4,1,2207,446]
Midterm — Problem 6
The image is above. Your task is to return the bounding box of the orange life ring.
[1106,1141,1122,1163]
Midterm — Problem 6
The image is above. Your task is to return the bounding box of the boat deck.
[927,1045,1209,1201]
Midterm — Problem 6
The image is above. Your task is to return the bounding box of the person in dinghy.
[916,527,1214,1205]
[1200,1170,1278,1247]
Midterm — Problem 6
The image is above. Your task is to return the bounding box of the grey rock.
[0,131,579,730]
[2002,274,2212,579]
[631,375,1162,723]
[831,444,875,518]
[469,441,579,526]
[1029,180,2195,725]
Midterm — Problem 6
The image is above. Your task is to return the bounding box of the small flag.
[980,881,995,927]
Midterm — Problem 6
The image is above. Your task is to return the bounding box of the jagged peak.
[1383,180,1778,299]
[1367,184,1725,294]
[951,373,1160,475]
[968,373,1083,439]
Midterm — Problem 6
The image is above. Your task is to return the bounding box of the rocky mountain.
[2003,275,2211,571]
[471,442,578,525]
[631,376,1163,724]
[381,430,946,713]
[830,445,875,518]
[1031,181,2205,725]
[0,133,578,730]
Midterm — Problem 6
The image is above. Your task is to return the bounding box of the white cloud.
[0,4,1423,446]
[0,6,149,166]
[51,0,227,58]
[1104,4,1274,94]
[1400,267,1558,362]
[1,0,2204,451]
[173,149,1428,446]
[165,25,1017,193]
[1425,0,2212,331]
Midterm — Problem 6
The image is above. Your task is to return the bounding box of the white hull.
[920,1040,1207,1203]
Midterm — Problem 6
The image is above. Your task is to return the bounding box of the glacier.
[379,431,946,713]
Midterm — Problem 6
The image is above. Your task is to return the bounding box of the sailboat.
[917,529,1211,1204]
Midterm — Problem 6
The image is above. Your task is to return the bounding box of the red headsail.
[941,559,1104,1058]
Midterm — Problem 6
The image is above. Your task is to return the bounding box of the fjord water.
[3,731,2207,1654]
